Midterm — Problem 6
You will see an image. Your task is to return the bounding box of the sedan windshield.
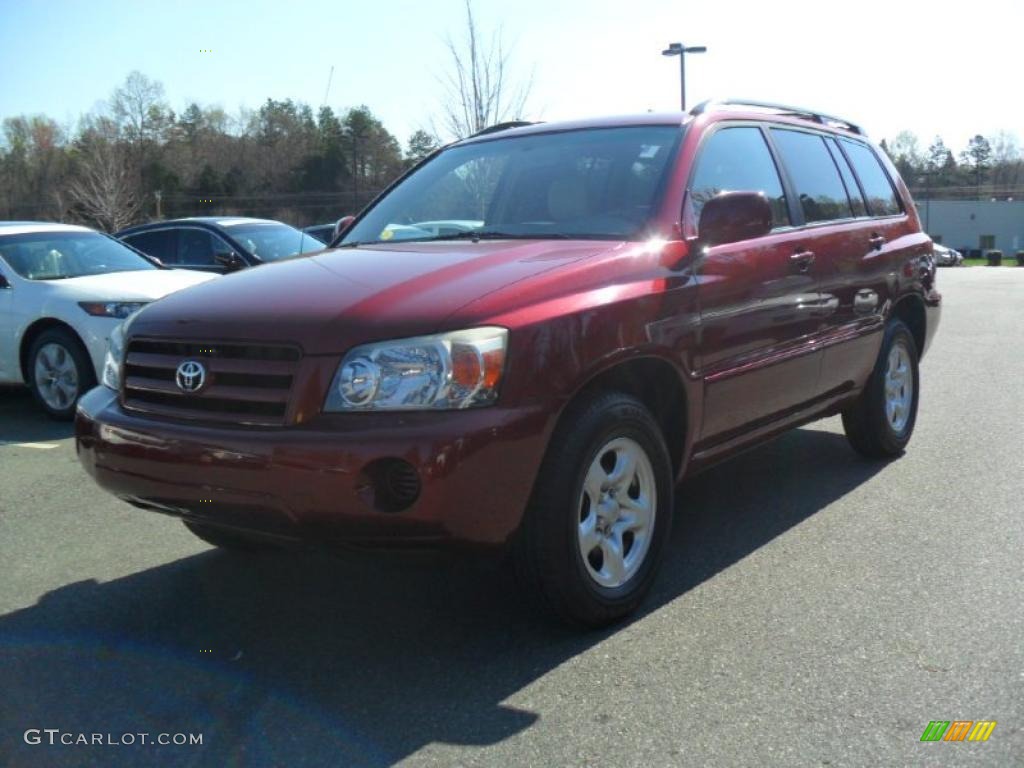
[342,125,681,246]
[0,231,157,280]
[221,223,324,262]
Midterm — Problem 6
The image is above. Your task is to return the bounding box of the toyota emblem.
[175,360,207,393]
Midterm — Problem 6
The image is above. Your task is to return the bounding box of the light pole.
[662,42,706,111]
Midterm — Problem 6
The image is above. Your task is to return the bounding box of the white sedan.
[0,222,216,418]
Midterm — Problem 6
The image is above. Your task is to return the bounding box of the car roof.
[457,103,867,146]
[117,217,281,236]
[456,113,688,145]
[0,221,94,236]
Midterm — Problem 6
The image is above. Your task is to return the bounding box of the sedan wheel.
[34,342,80,412]
[28,328,96,420]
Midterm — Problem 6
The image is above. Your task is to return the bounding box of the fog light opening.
[356,458,421,513]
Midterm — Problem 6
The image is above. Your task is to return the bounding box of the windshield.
[0,231,157,280]
[342,126,681,246]
[222,223,324,262]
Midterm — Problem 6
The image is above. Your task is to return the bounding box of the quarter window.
[825,138,867,217]
[840,140,902,216]
[689,127,790,228]
[770,129,853,223]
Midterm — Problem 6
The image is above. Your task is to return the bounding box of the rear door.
[766,127,877,395]
[818,138,922,390]
[122,229,179,268]
[690,124,827,444]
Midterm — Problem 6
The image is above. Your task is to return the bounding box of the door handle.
[869,233,886,250]
[790,249,815,273]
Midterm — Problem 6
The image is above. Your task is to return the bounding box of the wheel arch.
[562,354,694,481]
[890,293,926,359]
[19,318,88,383]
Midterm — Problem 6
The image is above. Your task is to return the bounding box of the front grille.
[122,338,301,425]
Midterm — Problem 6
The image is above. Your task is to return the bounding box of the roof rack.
[689,99,864,135]
[468,120,536,138]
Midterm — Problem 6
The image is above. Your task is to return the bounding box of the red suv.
[76,100,940,626]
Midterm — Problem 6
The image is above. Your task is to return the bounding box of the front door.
[687,124,826,445]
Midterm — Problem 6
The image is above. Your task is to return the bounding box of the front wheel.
[28,328,96,420]
[842,320,920,458]
[513,391,674,627]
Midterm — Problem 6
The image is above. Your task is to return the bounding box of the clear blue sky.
[1,0,1020,152]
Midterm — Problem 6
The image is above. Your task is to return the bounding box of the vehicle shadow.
[0,424,884,767]
[0,386,74,444]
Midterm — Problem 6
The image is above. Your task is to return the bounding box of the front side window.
[177,228,232,266]
[0,231,157,280]
[689,126,790,228]
[770,129,853,223]
[840,140,902,216]
[342,126,682,245]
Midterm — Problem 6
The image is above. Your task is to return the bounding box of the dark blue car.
[116,217,325,274]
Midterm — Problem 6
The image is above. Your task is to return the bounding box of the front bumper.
[75,387,552,548]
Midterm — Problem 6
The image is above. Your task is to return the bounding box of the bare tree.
[68,138,141,231]
[438,0,532,139]
[110,71,170,144]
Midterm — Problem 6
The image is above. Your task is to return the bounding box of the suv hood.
[128,239,613,353]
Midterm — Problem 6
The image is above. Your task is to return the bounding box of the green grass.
[960,258,1024,267]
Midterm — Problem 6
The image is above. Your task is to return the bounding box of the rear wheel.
[513,391,674,627]
[28,328,95,420]
[842,320,919,458]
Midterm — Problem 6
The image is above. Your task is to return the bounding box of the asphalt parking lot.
[1,267,1021,767]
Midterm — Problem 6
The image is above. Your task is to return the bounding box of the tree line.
[3,25,1019,234]
[0,70,447,231]
[881,130,1023,200]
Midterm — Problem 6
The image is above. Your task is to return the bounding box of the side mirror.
[697,191,773,248]
[333,215,356,242]
[0,272,9,288]
[214,251,245,271]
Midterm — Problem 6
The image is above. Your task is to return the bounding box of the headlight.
[324,327,508,412]
[101,323,126,391]
[79,301,148,319]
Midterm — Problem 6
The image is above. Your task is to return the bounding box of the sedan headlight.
[102,323,126,391]
[324,327,508,411]
[79,301,148,319]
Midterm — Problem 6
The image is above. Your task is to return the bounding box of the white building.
[915,200,1024,255]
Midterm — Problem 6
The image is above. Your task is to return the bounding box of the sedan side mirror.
[214,251,245,271]
[333,215,356,242]
[697,191,773,248]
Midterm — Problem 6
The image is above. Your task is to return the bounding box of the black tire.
[842,320,920,459]
[513,391,674,627]
[183,520,277,552]
[27,327,96,420]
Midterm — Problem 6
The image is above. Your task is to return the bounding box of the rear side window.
[689,126,790,228]
[825,138,867,217]
[124,230,178,264]
[840,140,902,216]
[769,129,852,223]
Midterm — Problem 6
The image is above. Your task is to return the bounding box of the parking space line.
[0,441,61,450]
